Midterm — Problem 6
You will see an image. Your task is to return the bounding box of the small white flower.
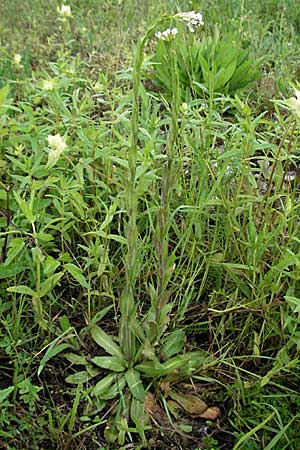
[57,4,72,17]
[13,54,22,66]
[42,79,56,91]
[47,134,67,168]
[48,133,67,152]
[180,102,188,114]
[287,87,300,117]
[176,11,204,32]
[155,27,178,41]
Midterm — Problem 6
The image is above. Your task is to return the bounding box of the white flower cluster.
[176,11,204,32]
[47,134,67,168]
[48,134,67,153]
[42,79,56,91]
[57,4,72,17]
[287,87,300,118]
[13,54,22,66]
[155,27,178,41]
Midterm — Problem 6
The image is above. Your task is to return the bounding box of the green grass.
[1,1,300,449]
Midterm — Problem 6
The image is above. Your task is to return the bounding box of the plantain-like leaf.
[65,353,89,365]
[66,369,99,384]
[38,343,70,376]
[125,369,145,401]
[100,376,127,400]
[135,359,166,378]
[136,352,208,378]
[90,325,124,359]
[161,329,185,359]
[92,373,118,397]
[91,356,126,372]
[131,397,147,435]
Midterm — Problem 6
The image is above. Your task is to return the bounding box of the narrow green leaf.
[130,397,146,429]
[92,373,117,397]
[65,353,89,365]
[90,325,124,359]
[161,329,185,359]
[135,360,165,378]
[7,285,35,297]
[38,343,69,376]
[40,272,64,297]
[13,191,35,223]
[91,356,126,372]
[65,263,89,288]
[0,386,14,403]
[100,376,127,400]
[0,264,26,278]
[66,370,97,385]
[4,238,25,266]
[125,369,144,401]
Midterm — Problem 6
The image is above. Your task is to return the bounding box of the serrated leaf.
[65,263,89,288]
[90,325,124,359]
[91,356,126,372]
[0,386,14,403]
[38,343,70,376]
[125,369,144,401]
[7,285,35,297]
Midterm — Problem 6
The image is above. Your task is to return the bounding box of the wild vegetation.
[1,1,300,449]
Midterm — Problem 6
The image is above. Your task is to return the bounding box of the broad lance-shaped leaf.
[125,369,145,401]
[4,238,25,267]
[66,369,99,385]
[91,356,126,372]
[131,397,147,433]
[100,376,127,400]
[40,272,64,297]
[90,325,124,359]
[92,373,118,397]
[136,352,208,378]
[0,386,14,403]
[65,353,89,365]
[38,343,70,376]
[7,285,35,297]
[64,263,89,288]
[161,329,185,359]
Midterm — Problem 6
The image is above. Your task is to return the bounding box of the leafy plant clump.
[1,1,300,449]
[152,29,261,100]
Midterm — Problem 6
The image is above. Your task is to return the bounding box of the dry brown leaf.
[145,392,167,424]
[169,391,208,415]
[160,380,171,397]
[199,406,221,420]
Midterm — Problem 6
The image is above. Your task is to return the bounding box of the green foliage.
[152,29,261,100]
[1,0,300,449]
